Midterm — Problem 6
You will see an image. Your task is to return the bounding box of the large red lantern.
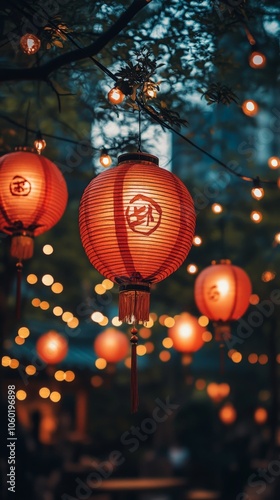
[79,152,196,324]
[168,313,205,360]
[36,330,68,365]
[0,149,68,316]
[94,327,129,363]
[79,152,195,411]
[194,260,252,341]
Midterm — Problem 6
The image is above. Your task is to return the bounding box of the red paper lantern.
[0,149,68,260]
[20,34,41,55]
[94,327,129,363]
[168,313,205,355]
[194,260,252,341]
[36,330,68,365]
[79,152,196,324]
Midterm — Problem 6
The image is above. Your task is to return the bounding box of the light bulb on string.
[249,50,266,69]
[99,149,112,168]
[268,157,280,169]
[108,87,125,105]
[34,131,46,154]
[242,100,259,117]
[251,178,264,200]
[20,34,41,55]
[212,203,223,214]
[250,210,263,223]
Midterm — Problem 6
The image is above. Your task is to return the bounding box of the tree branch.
[0,0,152,83]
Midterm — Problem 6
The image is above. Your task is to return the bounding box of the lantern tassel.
[16,261,23,320]
[130,328,139,413]
[119,284,150,324]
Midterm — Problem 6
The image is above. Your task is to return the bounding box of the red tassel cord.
[130,327,139,413]
[16,261,23,320]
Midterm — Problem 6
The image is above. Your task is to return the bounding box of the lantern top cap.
[211,259,232,265]
[118,152,159,166]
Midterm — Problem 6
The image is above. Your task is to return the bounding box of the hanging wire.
[137,108,142,152]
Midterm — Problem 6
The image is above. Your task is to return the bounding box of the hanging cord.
[137,108,142,152]
[16,261,23,320]
[130,325,139,413]
[219,343,225,376]
[24,102,30,146]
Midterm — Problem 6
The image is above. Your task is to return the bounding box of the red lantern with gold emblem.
[94,327,129,364]
[79,152,195,412]
[36,330,68,365]
[79,152,196,324]
[0,148,68,316]
[194,260,252,341]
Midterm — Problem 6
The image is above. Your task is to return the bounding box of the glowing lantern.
[108,87,125,105]
[99,149,112,168]
[94,327,129,363]
[36,331,68,365]
[79,152,195,412]
[0,149,68,317]
[194,260,252,341]
[20,34,41,55]
[79,152,195,324]
[219,403,237,425]
[168,313,205,360]
[242,100,259,117]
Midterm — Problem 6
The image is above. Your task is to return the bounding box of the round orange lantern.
[0,149,68,260]
[194,260,252,341]
[36,330,68,365]
[168,313,205,358]
[249,50,266,69]
[0,148,68,317]
[219,403,237,425]
[79,152,196,324]
[94,327,129,363]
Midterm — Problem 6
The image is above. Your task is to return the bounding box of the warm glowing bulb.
[268,157,280,169]
[20,34,41,55]
[34,138,46,154]
[100,152,112,168]
[274,233,280,244]
[250,211,262,223]
[108,87,125,105]
[193,235,202,246]
[251,186,264,200]
[217,279,230,295]
[212,203,223,214]
[187,264,198,274]
[249,51,266,69]
[242,100,259,116]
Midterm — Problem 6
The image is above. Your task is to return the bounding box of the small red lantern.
[0,149,68,317]
[194,260,252,341]
[249,50,266,69]
[168,312,205,363]
[94,327,129,363]
[36,330,68,365]
[20,34,41,55]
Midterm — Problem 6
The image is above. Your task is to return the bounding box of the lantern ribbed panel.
[194,263,252,322]
[168,312,205,353]
[0,151,68,236]
[94,327,129,363]
[36,331,68,365]
[79,159,196,284]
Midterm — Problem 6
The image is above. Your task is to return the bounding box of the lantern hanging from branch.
[194,260,252,342]
[94,327,129,364]
[168,312,205,364]
[0,148,68,317]
[36,330,68,365]
[79,152,196,324]
[79,151,196,412]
